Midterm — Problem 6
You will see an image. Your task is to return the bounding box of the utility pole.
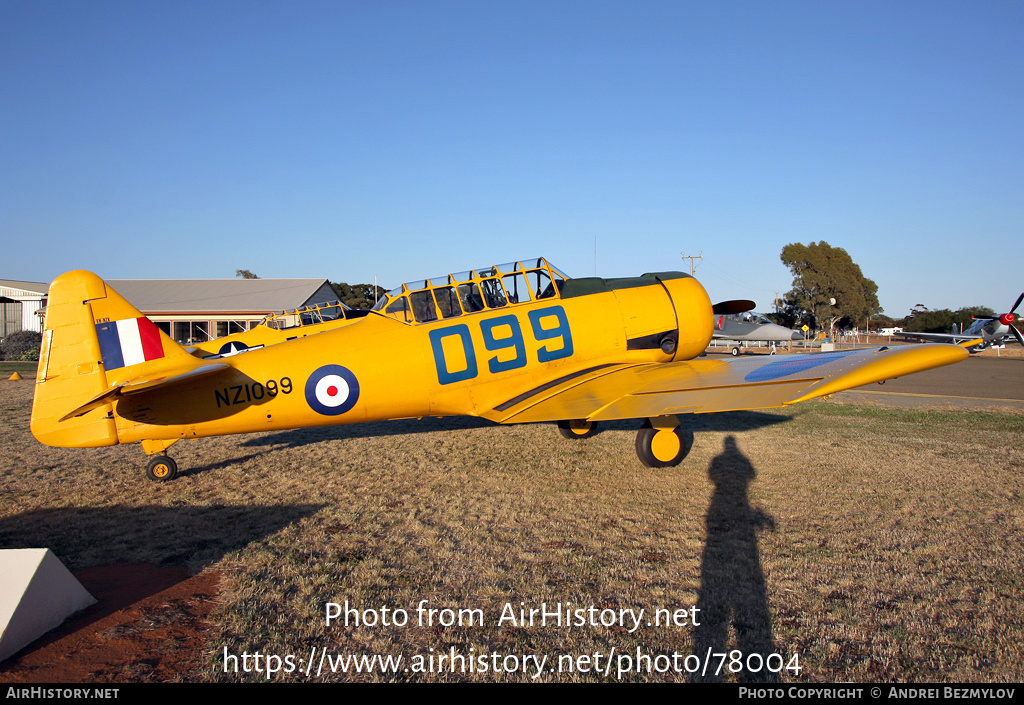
[680,251,702,277]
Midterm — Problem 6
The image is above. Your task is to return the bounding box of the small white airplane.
[897,293,1023,351]
[710,301,802,356]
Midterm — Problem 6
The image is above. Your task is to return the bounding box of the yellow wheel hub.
[568,420,592,434]
[650,429,681,462]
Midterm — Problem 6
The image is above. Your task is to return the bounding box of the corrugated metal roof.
[107,279,334,313]
[0,279,49,295]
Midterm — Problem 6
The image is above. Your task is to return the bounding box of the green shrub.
[1,330,42,361]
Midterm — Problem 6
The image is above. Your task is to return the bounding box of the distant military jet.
[710,302,802,356]
[896,293,1023,351]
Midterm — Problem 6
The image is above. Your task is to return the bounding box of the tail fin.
[30,271,197,448]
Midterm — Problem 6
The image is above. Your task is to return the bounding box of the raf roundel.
[304,365,360,416]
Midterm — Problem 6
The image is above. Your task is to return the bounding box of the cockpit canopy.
[724,311,775,325]
[372,257,570,324]
[264,300,355,330]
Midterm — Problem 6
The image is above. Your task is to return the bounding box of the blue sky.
[2,1,1021,318]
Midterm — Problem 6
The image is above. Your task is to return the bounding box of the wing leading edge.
[485,344,968,424]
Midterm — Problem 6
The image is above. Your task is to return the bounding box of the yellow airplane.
[186,300,369,359]
[31,257,968,482]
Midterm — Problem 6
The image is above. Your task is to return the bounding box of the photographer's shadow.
[691,435,779,683]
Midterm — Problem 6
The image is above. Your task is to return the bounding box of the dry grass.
[1,377,1022,682]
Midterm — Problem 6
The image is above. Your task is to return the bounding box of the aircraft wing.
[895,331,975,343]
[486,344,967,424]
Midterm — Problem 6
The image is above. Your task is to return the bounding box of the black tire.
[146,455,178,482]
[557,419,597,439]
[731,347,740,356]
[635,422,689,468]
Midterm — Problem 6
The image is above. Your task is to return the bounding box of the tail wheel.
[146,455,178,482]
[557,419,597,439]
[635,422,689,468]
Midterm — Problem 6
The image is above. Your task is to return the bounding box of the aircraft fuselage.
[49,271,714,447]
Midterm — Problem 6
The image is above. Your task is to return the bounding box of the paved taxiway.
[704,350,1024,412]
[836,355,1024,412]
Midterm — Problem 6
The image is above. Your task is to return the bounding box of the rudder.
[30,271,191,448]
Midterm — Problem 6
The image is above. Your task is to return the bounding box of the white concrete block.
[0,549,96,662]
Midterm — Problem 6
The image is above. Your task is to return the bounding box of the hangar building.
[0,279,48,336]
[107,278,339,344]
[1,276,341,344]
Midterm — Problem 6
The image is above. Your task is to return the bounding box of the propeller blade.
[1011,324,1024,347]
[712,299,756,315]
[1012,293,1024,314]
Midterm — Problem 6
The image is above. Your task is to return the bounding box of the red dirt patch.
[0,564,218,683]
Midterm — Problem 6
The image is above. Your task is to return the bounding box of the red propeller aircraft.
[897,293,1024,350]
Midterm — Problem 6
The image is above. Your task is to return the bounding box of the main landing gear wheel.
[635,422,689,468]
[146,455,178,482]
[557,419,597,439]
[731,346,741,356]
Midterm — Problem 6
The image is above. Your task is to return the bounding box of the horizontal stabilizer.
[60,361,230,421]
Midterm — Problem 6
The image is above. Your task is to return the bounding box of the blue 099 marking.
[480,315,526,373]
[529,306,574,362]
[430,304,574,386]
[428,324,478,385]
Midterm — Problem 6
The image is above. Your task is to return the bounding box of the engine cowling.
[658,275,714,361]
